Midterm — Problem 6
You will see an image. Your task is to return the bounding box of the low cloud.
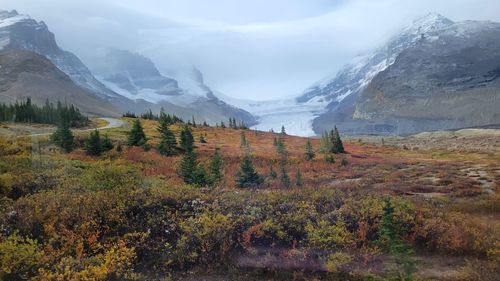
[3,0,500,100]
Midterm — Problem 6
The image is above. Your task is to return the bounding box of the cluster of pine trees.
[125,116,223,188]
[123,109,184,124]
[321,126,345,154]
[228,117,247,129]
[0,98,89,127]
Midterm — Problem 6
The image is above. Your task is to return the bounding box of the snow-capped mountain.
[299,13,500,135]
[86,48,256,125]
[0,10,120,99]
[0,10,256,124]
[298,13,453,106]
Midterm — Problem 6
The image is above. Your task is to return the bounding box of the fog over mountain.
[3,0,500,101]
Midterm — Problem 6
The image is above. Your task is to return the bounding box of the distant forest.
[0,98,89,127]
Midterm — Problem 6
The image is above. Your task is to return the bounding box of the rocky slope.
[299,13,500,135]
[0,49,120,116]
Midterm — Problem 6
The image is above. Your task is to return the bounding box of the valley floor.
[0,118,498,280]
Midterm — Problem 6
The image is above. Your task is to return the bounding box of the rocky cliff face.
[299,13,500,135]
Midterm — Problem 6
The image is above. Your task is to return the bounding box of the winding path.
[17,117,124,137]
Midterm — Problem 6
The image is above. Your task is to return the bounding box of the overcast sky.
[3,0,500,100]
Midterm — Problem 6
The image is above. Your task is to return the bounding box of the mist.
[3,0,500,100]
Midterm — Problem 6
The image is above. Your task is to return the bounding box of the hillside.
[0,49,120,116]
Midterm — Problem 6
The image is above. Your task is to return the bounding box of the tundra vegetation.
[0,112,498,281]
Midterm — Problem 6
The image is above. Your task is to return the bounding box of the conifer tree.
[51,118,74,153]
[128,119,147,147]
[304,139,315,160]
[280,125,286,135]
[209,149,223,185]
[192,116,196,127]
[333,126,345,153]
[191,165,208,187]
[236,155,263,188]
[180,151,197,184]
[269,163,277,179]
[220,121,226,128]
[377,199,416,279]
[157,120,177,156]
[240,131,248,148]
[295,169,302,187]
[276,138,286,157]
[180,125,195,153]
[199,134,207,143]
[101,134,114,151]
[85,129,102,156]
[273,137,278,147]
[279,161,291,188]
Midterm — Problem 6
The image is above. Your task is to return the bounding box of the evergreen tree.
[275,138,286,157]
[295,169,302,187]
[101,134,114,152]
[236,155,263,188]
[220,121,226,128]
[269,163,277,179]
[157,120,177,156]
[128,119,147,146]
[340,158,348,167]
[280,125,286,135]
[191,165,208,187]
[376,199,417,280]
[85,130,102,156]
[240,131,248,148]
[273,137,278,147]
[191,116,196,127]
[209,149,223,186]
[51,119,74,153]
[333,126,345,153]
[279,161,291,188]
[180,125,195,153]
[199,134,207,143]
[116,143,123,152]
[180,152,197,184]
[304,139,315,160]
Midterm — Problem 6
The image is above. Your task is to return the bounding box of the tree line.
[0,98,89,127]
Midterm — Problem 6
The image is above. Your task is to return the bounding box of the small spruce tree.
[51,119,74,153]
[209,149,223,186]
[199,134,207,143]
[279,161,291,188]
[304,139,315,160]
[280,125,286,135]
[128,119,147,146]
[180,125,195,153]
[180,151,197,184]
[240,131,248,148]
[101,134,113,151]
[295,169,302,187]
[157,120,177,156]
[236,155,263,188]
[85,129,102,156]
[377,199,416,280]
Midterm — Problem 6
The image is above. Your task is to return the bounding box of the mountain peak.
[406,13,454,34]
